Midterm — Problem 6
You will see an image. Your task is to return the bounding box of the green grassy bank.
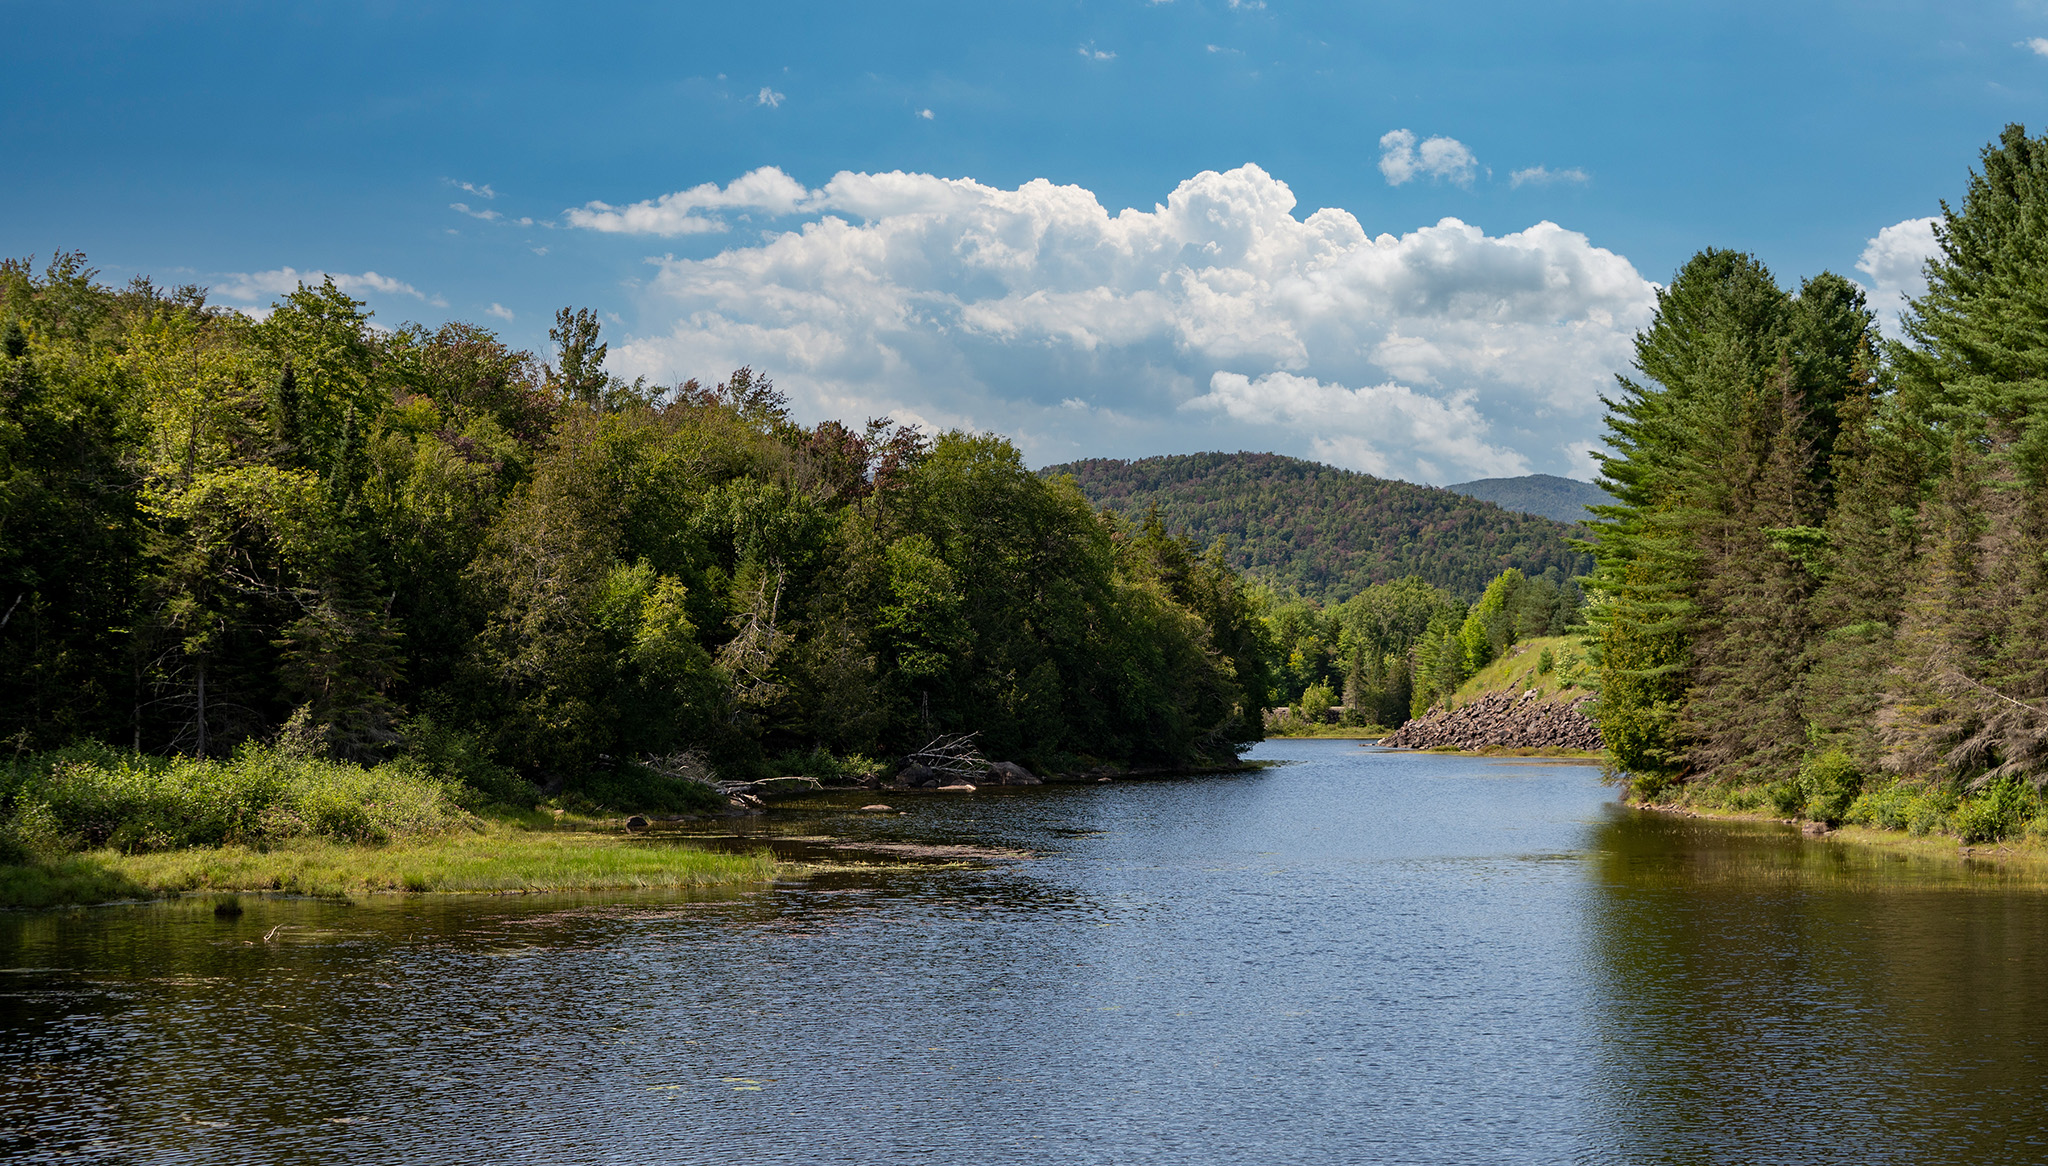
[0,824,783,909]
[0,741,778,908]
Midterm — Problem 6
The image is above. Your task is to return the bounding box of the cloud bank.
[580,165,1657,483]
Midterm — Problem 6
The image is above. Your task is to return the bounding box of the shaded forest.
[0,259,1271,804]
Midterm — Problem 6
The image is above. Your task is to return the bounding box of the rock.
[986,761,1042,786]
[1379,689,1604,753]
[1801,820,1832,836]
[625,815,650,832]
[896,762,941,789]
[859,804,893,812]
[935,782,976,793]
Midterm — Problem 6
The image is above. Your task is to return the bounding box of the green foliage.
[0,740,471,854]
[1296,681,1337,724]
[1798,747,1864,824]
[1047,452,1589,602]
[0,256,1270,830]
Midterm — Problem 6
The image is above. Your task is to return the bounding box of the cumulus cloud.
[1856,216,1941,339]
[215,266,443,307]
[581,164,1653,482]
[450,201,500,221]
[1079,42,1116,60]
[918,108,934,119]
[452,180,497,200]
[1379,130,1478,187]
[1509,166,1590,188]
[486,302,515,321]
[2024,37,2048,57]
[564,166,810,236]
[757,87,785,107]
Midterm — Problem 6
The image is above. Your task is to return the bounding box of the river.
[4,739,2048,1164]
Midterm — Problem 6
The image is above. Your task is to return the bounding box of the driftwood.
[902,732,989,782]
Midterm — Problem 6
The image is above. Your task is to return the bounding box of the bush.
[1799,748,1863,825]
[402,716,534,808]
[766,747,884,784]
[1954,775,2034,844]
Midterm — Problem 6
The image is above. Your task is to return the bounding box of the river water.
[5,739,2048,1164]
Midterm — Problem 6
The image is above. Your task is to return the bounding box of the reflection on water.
[1,742,2044,1163]
[1583,811,2048,1164]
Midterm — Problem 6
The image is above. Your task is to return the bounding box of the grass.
[0,740,780,908]
[0,820,782,908]
[1450,634,1597,706]
[1267,723,1391,739]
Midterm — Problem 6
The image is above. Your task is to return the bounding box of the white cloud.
[918,108,934,119]
[1228,0,1266,9]
[1079,42,1116,60]
[486,302,515,321]
[2023,37,2048,57]
[215,266,439,307]
[450,201,501,221]
[586,164,1654,482]
[1379,129,1478,187]
[563,166,810,236]
[758,87,785,107]
[1509,166,1590,188]
[1856,215,1941,339]
[453,180,497,200]
[1188,371,1529,481]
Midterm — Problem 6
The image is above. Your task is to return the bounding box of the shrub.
[1954,775,2034,844]
[402,716,534,808]
[1799,748,1863,825]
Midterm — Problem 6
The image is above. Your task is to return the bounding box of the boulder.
[985,761,1042,786]
[895,763,941,789]
[858,804,894,812]
[934,782,977,793]
[625,815,650,832]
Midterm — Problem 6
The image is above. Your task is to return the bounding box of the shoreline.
[1633,799,2048,869]
[0,825,795,910]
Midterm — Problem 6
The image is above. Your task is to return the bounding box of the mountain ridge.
[1042,452,1589,602]
[1444,473,1612,526]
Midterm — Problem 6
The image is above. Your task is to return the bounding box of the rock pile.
[1379,689,1602,752]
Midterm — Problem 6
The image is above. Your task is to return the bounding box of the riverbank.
[1636,797,2048,870]
[0,820,792,909]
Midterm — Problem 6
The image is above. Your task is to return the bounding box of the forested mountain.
[0,257,1270,798]
[1445,473,1611,525]
[1587,124,2048,843]
[1043,452,1589,601]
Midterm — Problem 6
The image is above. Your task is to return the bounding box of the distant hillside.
[1043,452,1590,601]
[1445,473,1611,526]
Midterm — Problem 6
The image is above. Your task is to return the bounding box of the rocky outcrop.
[1379,689,1601,752]
[983,761,1042,786]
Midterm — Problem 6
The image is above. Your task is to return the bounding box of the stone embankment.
[1380,689,1602,752]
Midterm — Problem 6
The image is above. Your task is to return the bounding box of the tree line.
[1587,124,2048,836]
[0,258,1271,799]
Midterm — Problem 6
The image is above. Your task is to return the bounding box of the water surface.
[4,740,2046,1163]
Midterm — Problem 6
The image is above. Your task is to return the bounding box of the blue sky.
[5,1,2045,482]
